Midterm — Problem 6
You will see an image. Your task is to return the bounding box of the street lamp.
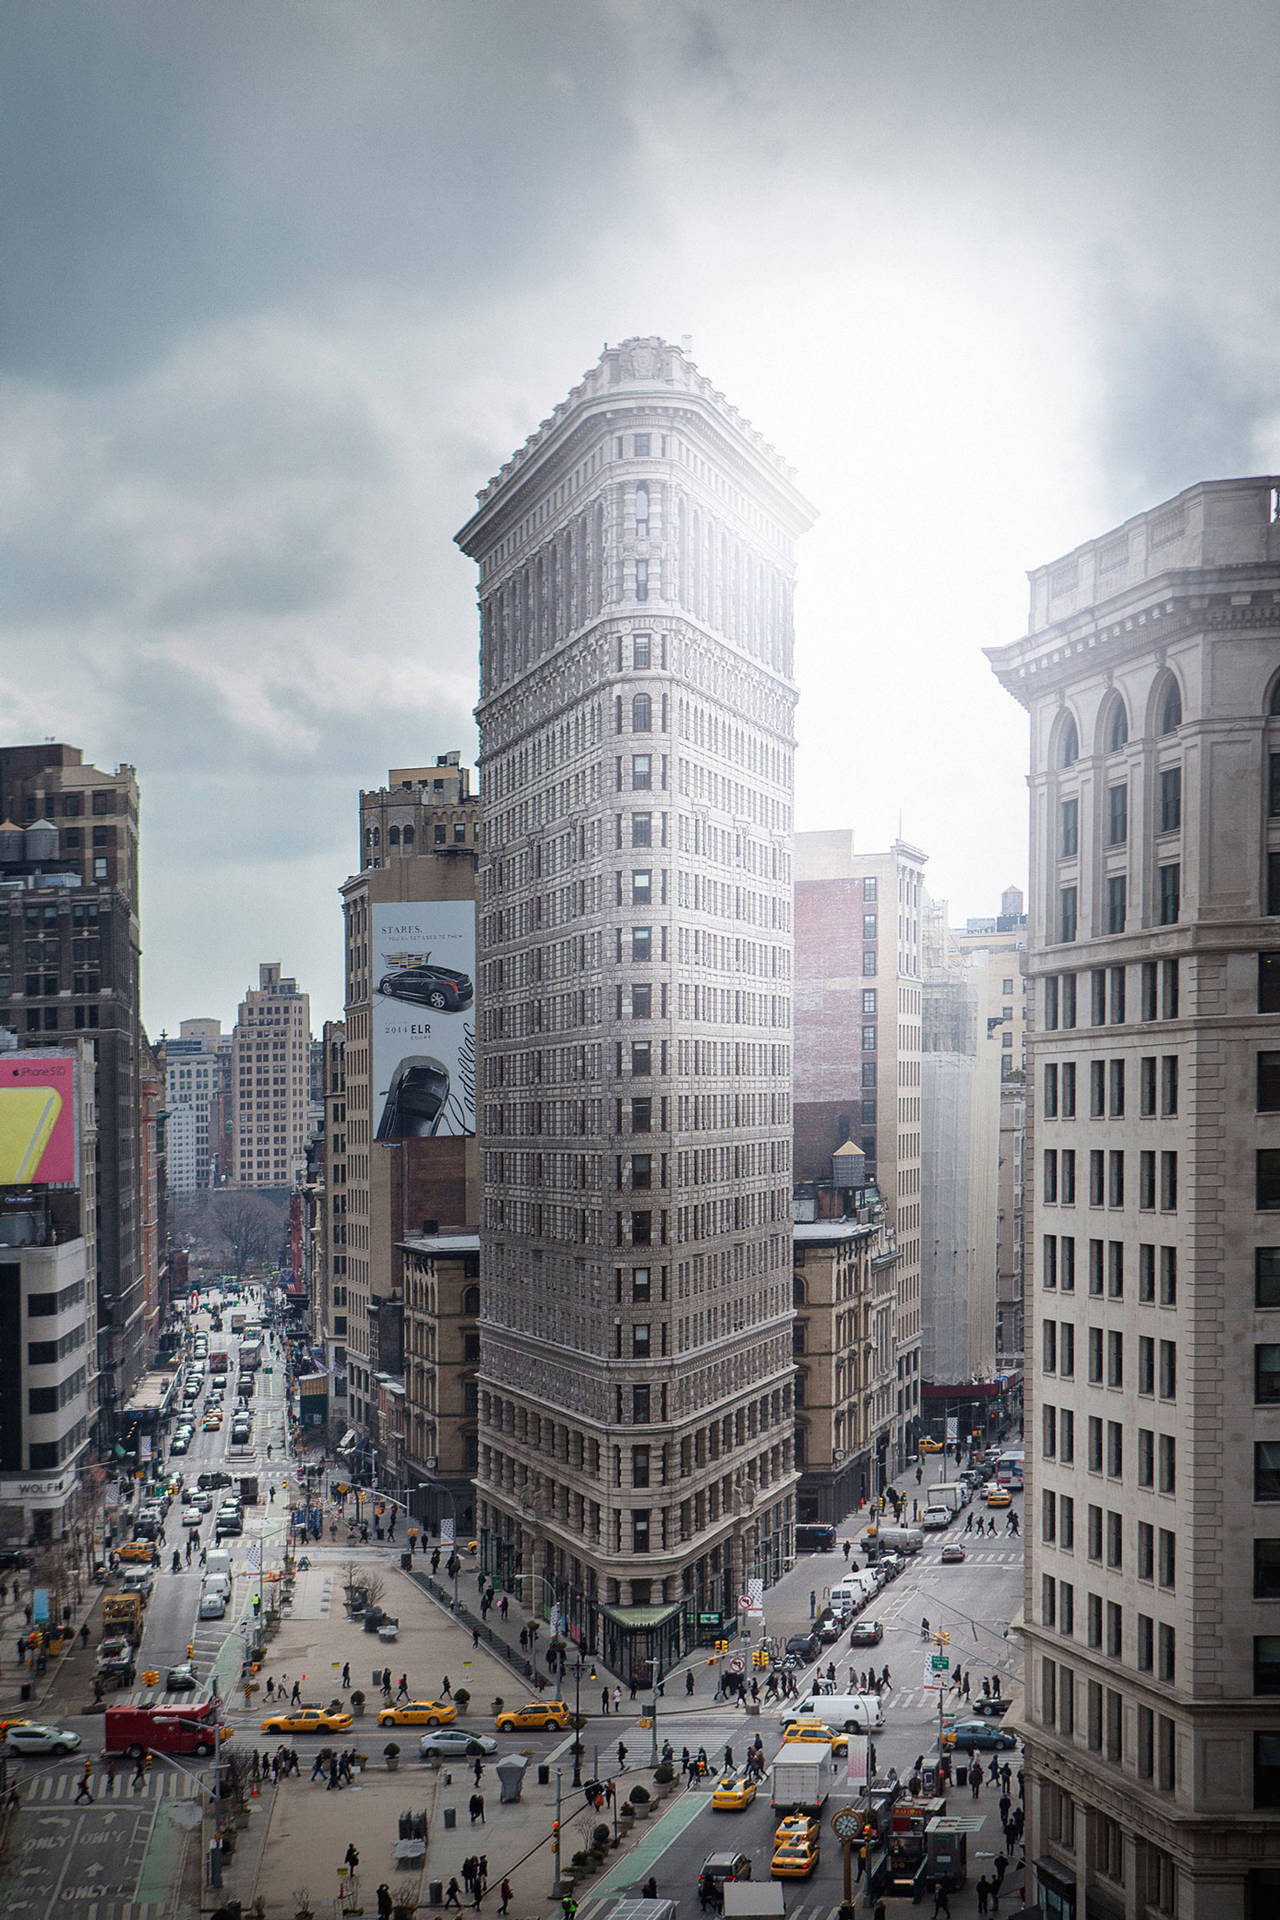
[418,1479,459,1612]
[570,1657,596,1787]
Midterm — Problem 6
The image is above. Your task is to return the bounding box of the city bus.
[996,1451,1025,1490]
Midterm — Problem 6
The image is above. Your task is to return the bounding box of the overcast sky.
[4,0,1279,1034]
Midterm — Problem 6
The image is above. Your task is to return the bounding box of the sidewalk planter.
[629,1785,651,1820]
[384,1744,401,1771]
[349,1691,366,1717]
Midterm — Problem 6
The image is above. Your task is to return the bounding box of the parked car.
[169,1435,190,1454]
[784,1633,821,1663]
[377,961,474,1012]
[849,1619,884,1647]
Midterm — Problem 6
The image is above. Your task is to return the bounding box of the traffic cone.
[251,1780,259,1797]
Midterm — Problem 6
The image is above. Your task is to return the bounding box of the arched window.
[632,693,652,732]
[634,482,649,535]
[1059,715,1079,767]
[793,1276,806,1308]
[371,825,381,846]
[1269,677,1280,717]
[401,824,414,848]
[1157,678,1183,734]
[1104,697,1129,753]
[387,825,400,846]
[462,1284,480,1316]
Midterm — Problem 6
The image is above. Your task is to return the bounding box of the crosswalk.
[18,1768,202,1804]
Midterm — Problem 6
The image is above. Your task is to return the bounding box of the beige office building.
[457,336,814,1678]
[231,963,312,1189]
[988,476,1280,1919]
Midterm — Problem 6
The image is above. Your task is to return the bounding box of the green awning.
[600,1602,683,1630]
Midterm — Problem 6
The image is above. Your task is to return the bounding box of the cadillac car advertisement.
[372,903,476,1140]
[0,1052,77,1185]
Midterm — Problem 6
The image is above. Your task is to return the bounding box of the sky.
[4,0,1280,1035]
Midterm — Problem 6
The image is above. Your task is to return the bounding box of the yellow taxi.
[986,1485,1013,1507]
[771,1837,820,1878]
[918,1438,944,1454]
[774,1814,820,1849]
[494,1700,571,1732]
[259,1705,353,1735]
[201,1414,222,1431]
[780,1718,849,1757]
[711,1771,757,1811]
[0,1719,34,1741]
[377,1699,458,1728]
[118,1541,158,1564]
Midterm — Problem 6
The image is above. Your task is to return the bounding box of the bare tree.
[210,1191,286,1277]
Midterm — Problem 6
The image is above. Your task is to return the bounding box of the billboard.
[0,1052,77,1185]
[371,903,476,1140]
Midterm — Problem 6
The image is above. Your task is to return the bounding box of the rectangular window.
[1109,1150,1125,1208]
[1159,863,1181,924]
[1043,1150,1058,1204]
[631,1385,650,1422]
[1160,1245,1177,1305]
[1107,1603,1123,1661]
[631,869,652,905]
[1108,1240,1124,1297]
[1063,972,1077,1027]
[1059,886,1077,943]
[1160,1151,1177,1211]
[632,1509,650,1550]
[1106,874,1127,934]
[631,983,652,1018]
[1062,1150,1076,1204]
[1141,1055,1157,1116]
[1258,1345,1280,1404]
[1139,1335,1155,1395]
[1089,1238,1104,1295]
[1159,1528,1176,1589]
[1107,1510,1123,1568]
[1043,1235,1058,1289]
[1044,1063,1059,1117]
[1256,1734,1280,1808]
[1160,765,1182,832]
[1259,1248,1280,1307]
[1092,968,1107,1025]
[1091,1060,1106,1117]
[1043,1580,1057,1632]
[1139,1243,1156,1301]
[862,989,877,1015]
[1142,960,1159,1021]
[1159,1434,1176,1494]
[1261,1053,1280,1112]
[1088,1679,1103,1751]
[1088,1503,1103,1560]
[1044,976,1059,1030]
[1060,1323,1075,1377]
[1060,1235,1076,1291]
[1138,1428,1154,1486]
[1159,1624,1175,1683]
[862,912,878,940]
[633,634,651,669]
[631,811,652,846]
[1087,1592,1102,1650]
[1107,784,1128,845]
[1138,1705,1154,1780]
[1262,954,1280,1013]
[1088,1413,1103,1470]
[1159,1340,1177,1399]
[631,1096,651,1133]
[1060,798,1079,856]
[1090,1150,1105,1207]
[632,1446,650,1487]
[1255,1539,1280,1599]
[630,1041,651,1076]
[1270,851,1280,916]
[1061,1488,1075,1537]
[1043,1408,1057,1462]
[631,926,651,962]
[1140,1151,1156,1210]
[1109,1058,1125,1116]
[1138,1614,1154,1671]
[632,1319,651,1352]
[1062,1061,1077,1115]
[1161,1054,1178,1115]
[631,753,652,790]
[1110,965,1126,1023]
[1162,958,1179,1018]
[1043,1321,1057,1372]
[1263,1152,1280,1212]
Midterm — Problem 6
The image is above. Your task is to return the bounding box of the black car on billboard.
[376,1057,451,1139]
[377,960,473,1012]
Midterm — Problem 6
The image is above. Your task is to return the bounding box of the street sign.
[930,1654,950,1672]
[728,1655,745,1674]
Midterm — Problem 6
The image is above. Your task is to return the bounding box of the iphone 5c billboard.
[0,1053,77,1185]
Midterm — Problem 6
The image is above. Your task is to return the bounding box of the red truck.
[103,1703,231,1758]
[207,1351,229,1375]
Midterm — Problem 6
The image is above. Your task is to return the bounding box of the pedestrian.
[328,1757,341,1791]
[345,1842,360,1874]
[442,1674,452,1698]
[469,1791,485,1823]
[291,1679,302,1705]
[970,1762,983,1799]
[976,1874,990,1914]
[613,1685,622,1714]
[311,1749,328,1781]
[498,1882,513,1915]
[103,1759,117,1794]
[133,1755,147,1788]
[617,1741,627,1769]
[932,1882,950,1918]
[602,1687,610,1714]
[266,1677,275,1699]
[342,1661,351,1689]
[397,1673,409,1700]
[963,1512,973,1533]
[445,1879,462,1909]
[473,1758,484,1786]
[642,1879,658,1901]
[963,1673,972,1701]
[993,1851,1008,1893]
[79,1621,90,1647]
[473,1626,480,1649]
[685,1670,695,1696]
[377,1887,393,1920]
[76,1762,94,1803]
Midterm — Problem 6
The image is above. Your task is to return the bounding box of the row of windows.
[1041,1412,1176,1489]
[1056,677,1183,768]
[1042,1147,1177,1210]
[1042,959,1179,1030]
[1041,1235,1177,1304]
[1042,1054,1179,1118]
[1059,865,1179,940]
[1058,770,1182,855]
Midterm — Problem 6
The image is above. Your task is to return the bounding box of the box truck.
[769,1744,834,1811]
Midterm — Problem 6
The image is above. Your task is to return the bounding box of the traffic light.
[751,1648,769,1668]
[714,1639,729,1654]
[186,1644,195,1661]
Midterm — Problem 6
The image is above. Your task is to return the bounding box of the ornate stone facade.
[457,338,816,1675]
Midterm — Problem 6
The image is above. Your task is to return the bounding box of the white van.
[831,1573,877,1610]
[203,1548,233,1581]
[783,1691,885,1733]
[875,1525,924,1555]
[201,1572,231,1601]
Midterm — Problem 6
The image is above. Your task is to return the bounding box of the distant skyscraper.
[231,964,311,1189]
[988,476,1280,1918]
[0,743,144,1429]
[457,336,816,1675]
[166,1017,225,1193]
